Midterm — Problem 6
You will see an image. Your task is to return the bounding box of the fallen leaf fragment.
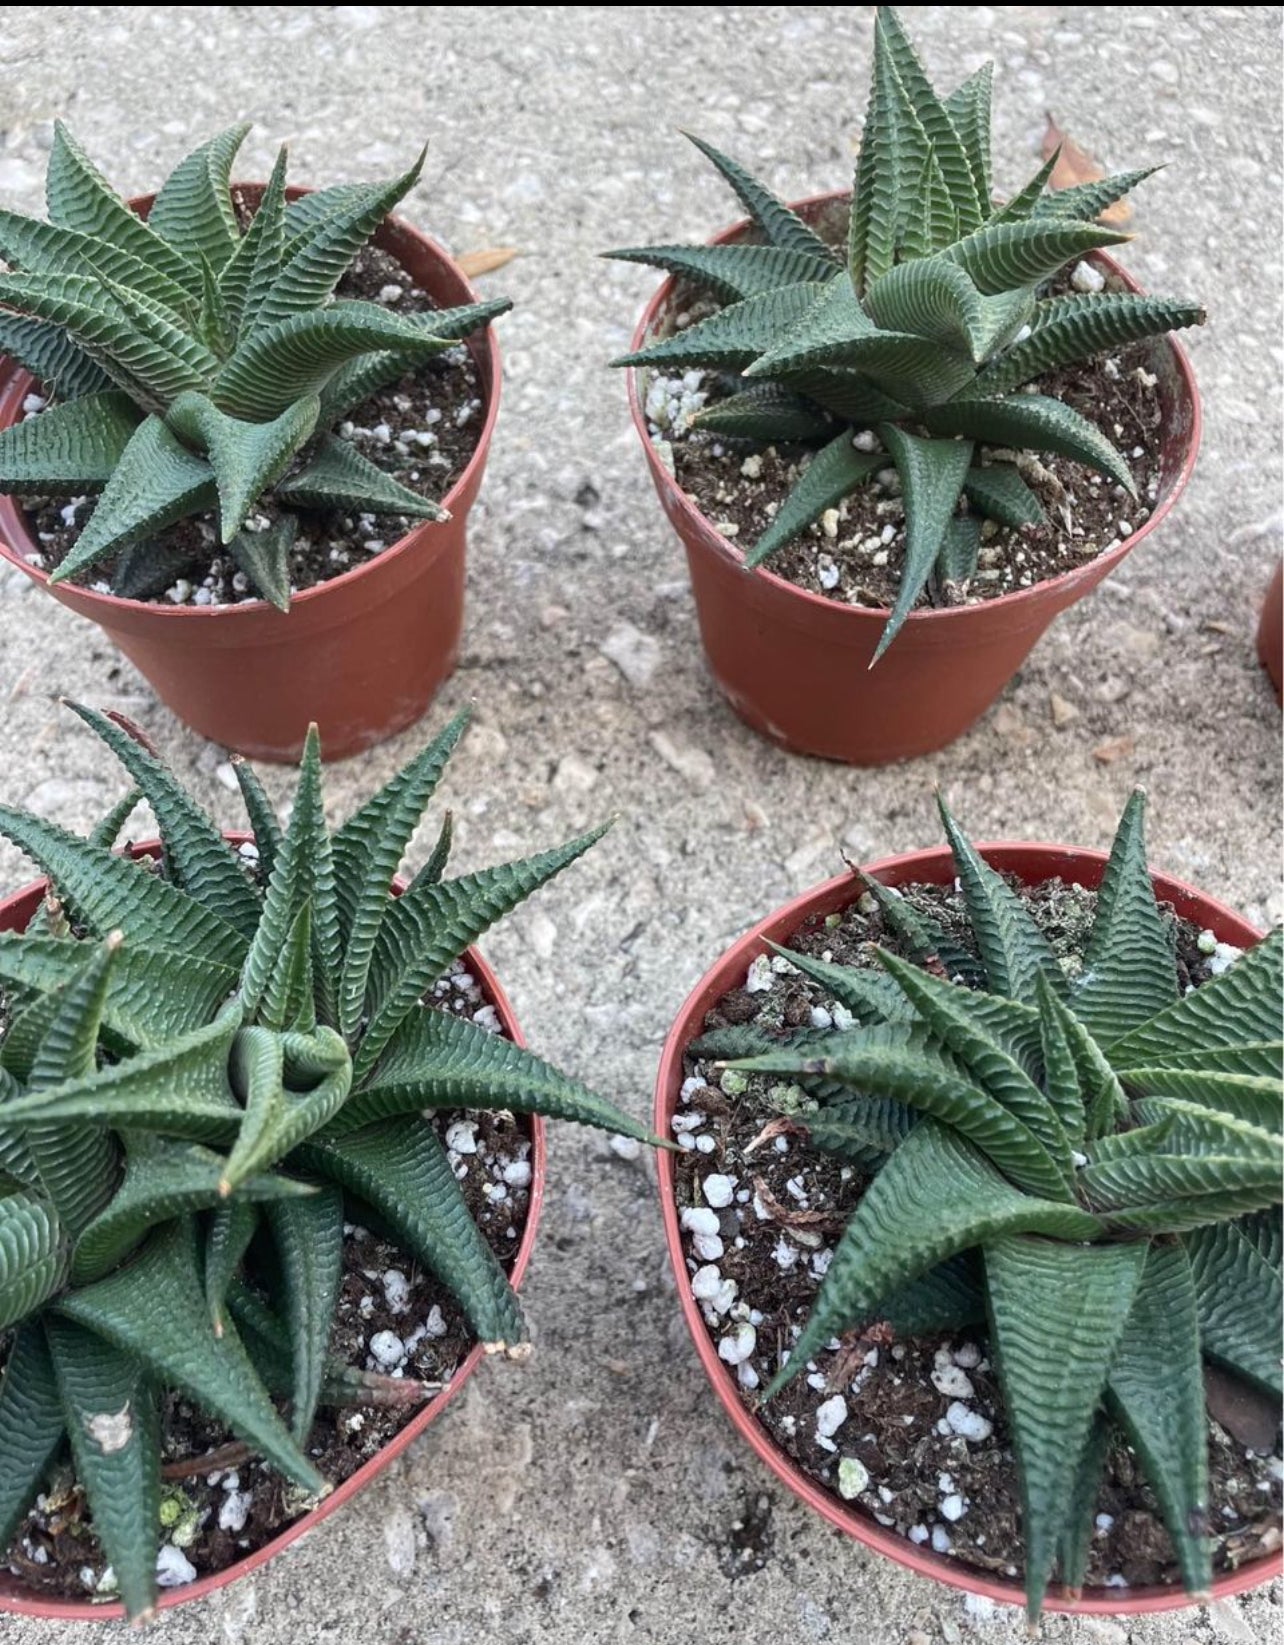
[1093,733,1135,765]
[1042,113,1132,225]
[456,246,519,278]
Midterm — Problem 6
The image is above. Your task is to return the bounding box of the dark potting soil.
[651,271,1166,611]
[2,957,533,1605]
[16,246,485,606]
[674,878,1283,1594]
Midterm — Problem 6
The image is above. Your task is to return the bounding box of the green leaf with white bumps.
[46,1317,161,1621]
[681,133,836,264]
[274,433,447,521]
[1185,1216,1282,1395]
[874,426,972,660]
[148,124,249,272]
[265,1186,345,1440]
[0,314,112,398]
[228,516,298,611]
[745,432,882,568]
[970,293,1204,398]
[617,282,827,372]
[985,1235,1146,1621]
[165,389,320,541]
[0,1323,65,1549]
[606,242,838,304]
[925,394,1136,495]
[945,218,1131,295]
[1033,167,1160,224]
[0,1190,68,1331]
[298,1120,526,1352]
[0,390,139,493]
[962,461,1044,527]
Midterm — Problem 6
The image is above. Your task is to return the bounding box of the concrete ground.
[0,5,1280,1642]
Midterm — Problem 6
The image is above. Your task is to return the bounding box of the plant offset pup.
[0,705,648,1620]
[611,6,1204,658]
[712,793,1282,1618]
[0,124,509,608]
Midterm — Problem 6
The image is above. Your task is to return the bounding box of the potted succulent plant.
[0,124,509,761]
[0,704,653,1623]
[655,793,1282,1619]
[610,6,1204,764]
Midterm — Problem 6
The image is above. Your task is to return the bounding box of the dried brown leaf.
[1092,733,1136,765]
[456,246,519,278]
[1042,113,1133,225]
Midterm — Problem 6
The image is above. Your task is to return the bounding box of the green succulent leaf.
[605,241,838,304]
[0,1322,65,1549]
[71,1136,310,1286]
[56,1219,325,1496]
[848,32,904,291]
[1071,790,1179,1042]
[165,389,320,542]
[1033,167,1160,224]
[857,873,986,987]
[874,426,972,659]
[45,1317,161,1622]
[0,389,139,494]
[1104,1242,1212,1598]
[333,1004,653,1142]
[690,382,836,444]
[874,7,984,231]
[46,414,217,585]
[0,314,113,399]
[205,1200,259,1338]
[1185,1216,1282,1395]
[213,302,453,422]
[240,725,341,1025]
[945,219,1131,296]
[358,824,609,1083]
[985,1234,1147,1622]
[1107,929,1284,1068]
[0,1189,68,1331]
[218,146,288,334]
[743,273,875,377]
[265,1186,345,1441]
[745,432,882,569]
[0,804,246,967]
[67,703,263,939]
[251,152,425,330]
[934,515,980,584]
[46,122,201,299]
[1054,1414,1111,1595]
[148,124,249,272]
[682,133,837,263]
[897,143,959,262]
[768,945,918,1025]
[962,461,1045,527]
[316,297,510,425]
[616,282,827,372]
[925,393,1135,495]
[865,259,1032,364]
[879,1250,985,1334]
[332,710,471,1042]
[943,63,994,214]
[221,1023,350,1192]
[26,936,121,1237]
[231,758,283,882]
[990,152,1061,225]
[0,1007,242,1144]
[274,432,447,520]
[763,1120,1100,1400]
[970,293,1204,398]
[297,1119,526,1352]
[228,515,298,611]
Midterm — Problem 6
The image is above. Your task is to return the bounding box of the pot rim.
[0,835,546,1620]
[653,839,1278,1615]
[625,188,1202,631]
[0,184,503,622]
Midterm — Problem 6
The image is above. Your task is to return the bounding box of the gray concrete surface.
[0,6,1280,1642]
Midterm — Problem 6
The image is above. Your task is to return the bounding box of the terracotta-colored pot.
[1257,561,1283,701]
[627,194,1202,765]
[0,186,504,763]
[655,842,1278,1614]
[0,838,545,1621]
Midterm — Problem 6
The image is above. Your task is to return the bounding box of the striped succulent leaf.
[724,791,1281,1620]
[0,704,655,1618]
[0,124,510,605]
[609,5,1204,660]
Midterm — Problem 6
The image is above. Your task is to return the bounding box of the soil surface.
[673,877,1283,1595]
[647,265,1168,612]
[2,959,535,1605]
[14,246,487,606]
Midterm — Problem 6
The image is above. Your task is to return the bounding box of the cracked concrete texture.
[0,5,1280,1642]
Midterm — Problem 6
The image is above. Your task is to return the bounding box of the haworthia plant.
[719,791,1281,1620]
[0,125,509,608]
[609,6,1204,660]
[0,704,654,1620]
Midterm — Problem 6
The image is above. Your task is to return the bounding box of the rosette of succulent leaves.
[0,704,653,1621]
[697,792,1282,1620]
[0,124,508,608]
[610,6,1205,660]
